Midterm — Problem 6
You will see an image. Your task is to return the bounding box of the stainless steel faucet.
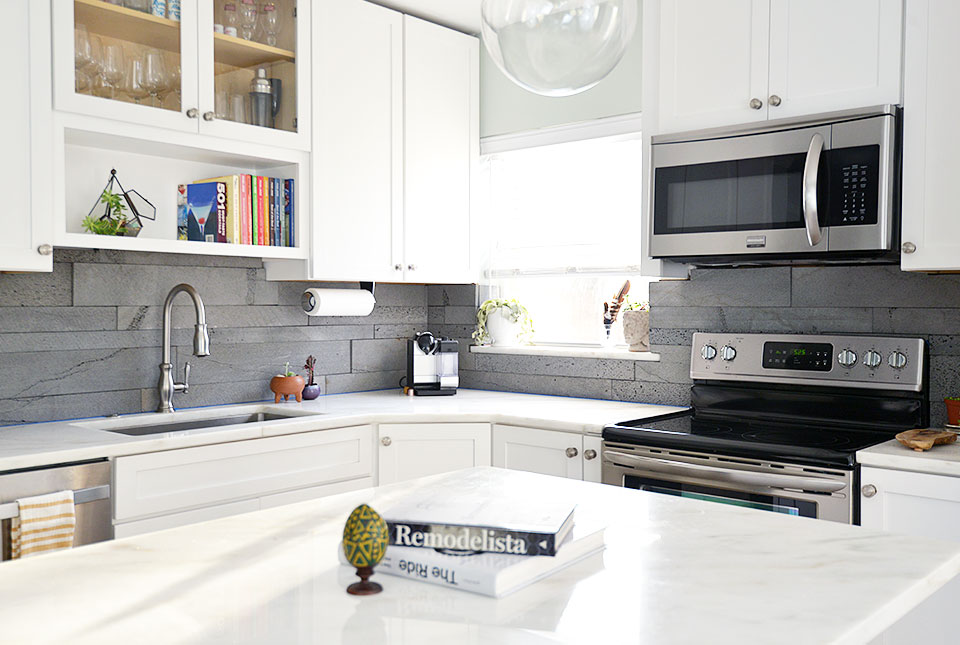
[157,284,210,413]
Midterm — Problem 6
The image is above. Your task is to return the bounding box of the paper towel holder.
[359,282,374,295]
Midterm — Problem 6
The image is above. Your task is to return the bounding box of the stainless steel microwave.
[648,106,900,265]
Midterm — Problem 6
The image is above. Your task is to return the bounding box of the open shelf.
[55,232,306,259]
[76,0,296,68]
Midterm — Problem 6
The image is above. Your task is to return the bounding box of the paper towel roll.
[301,288,376,316]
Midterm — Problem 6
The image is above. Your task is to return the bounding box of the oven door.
[602,443,853,524]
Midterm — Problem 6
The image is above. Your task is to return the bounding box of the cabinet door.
[402,16,478,284]
[114,426,373,521]
[114,498,259,539]
[52,0,199,132]
[656,0,770,134]
[767,0,902,119]
[197,0,310,150]
[900,0,960,271]
[492,425,583,480]
[378,423,491,486]
[860,466,960,645]
[310,0,404,282]
[0,0,52,272]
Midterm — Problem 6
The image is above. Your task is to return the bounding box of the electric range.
[602,333,928,524]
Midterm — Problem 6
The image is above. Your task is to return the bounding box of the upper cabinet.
[52,0,310,150]
[1,0,52,272]
[302,0,478,284]
[649,0,903,135]
[900,0,960,271]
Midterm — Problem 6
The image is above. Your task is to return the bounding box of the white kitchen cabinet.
[378,423,491,486]
[492,425,602,482]
[860,465,960,644]
[114,498,260,539]
[899,0,960,271]
[1,0,52,272]
[114,425,373,522]
[303,0,478,284]
[650,0,902,135]
[52,0,310,150]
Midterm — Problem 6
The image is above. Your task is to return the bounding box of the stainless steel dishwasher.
[0,460,112,561]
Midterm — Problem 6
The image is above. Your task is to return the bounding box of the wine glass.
[74,24,95,93]
[123,56,149,104]
[165,57,182,110]
[141,48,167,107]
[239,0,257,40]
[259,2,280,47]
[99,43,125,100]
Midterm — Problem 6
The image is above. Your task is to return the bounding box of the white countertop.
[0,467,957,644]
[859,435,960,477]
[0,389,686,472]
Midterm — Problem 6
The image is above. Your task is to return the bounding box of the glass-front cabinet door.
[54,0,199,132]
[197,0,310,149]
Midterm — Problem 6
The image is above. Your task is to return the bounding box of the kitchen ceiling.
[369,0,482,34]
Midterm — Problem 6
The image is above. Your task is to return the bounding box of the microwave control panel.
[828,145,880,226]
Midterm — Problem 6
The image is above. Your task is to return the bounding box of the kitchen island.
[1,467,958,644]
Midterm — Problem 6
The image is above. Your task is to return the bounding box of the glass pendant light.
[481,0,638,97]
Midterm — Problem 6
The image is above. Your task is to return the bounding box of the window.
[478,131,653,347]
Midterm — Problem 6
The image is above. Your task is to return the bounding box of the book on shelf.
[197,175,242,244]
[383,492,576,557]
[284,179,295,247]
[184,181,226,243]
[256,176,267,245]
[269,177,278,246]
[240,174,252,245]
[337,525,605,598]
[176,184,188,241]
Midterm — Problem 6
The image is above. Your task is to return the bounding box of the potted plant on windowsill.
[473,299,534,346]
[270,362,305,403]
[945,397,960,426]
[622,298,650,352]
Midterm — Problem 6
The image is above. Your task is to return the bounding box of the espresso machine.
[406,332,459,396]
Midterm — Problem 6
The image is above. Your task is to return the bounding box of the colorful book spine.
[269,177,277,246]
[285,179,294,247]
[176,184,188,241]
[278,178,286,247]
[256,176,266,245]
[239,174,252,245]
[250,177,259,245]
[274,177,282,246]
[197,175,241,244]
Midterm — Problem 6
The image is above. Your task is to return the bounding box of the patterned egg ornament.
[342,504,388,595]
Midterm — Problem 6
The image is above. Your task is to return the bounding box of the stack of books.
[177,175,295,247]
[340,490,605,598]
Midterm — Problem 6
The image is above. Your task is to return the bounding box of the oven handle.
[603,451,846,493]
[802,132,824,247]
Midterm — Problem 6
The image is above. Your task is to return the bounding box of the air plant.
[304,355,317,386]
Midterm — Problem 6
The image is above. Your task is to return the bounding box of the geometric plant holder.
[86,168,156,237]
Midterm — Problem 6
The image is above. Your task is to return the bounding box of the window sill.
[469,345,660,362]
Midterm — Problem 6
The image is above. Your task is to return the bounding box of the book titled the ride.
[383,491,576,557]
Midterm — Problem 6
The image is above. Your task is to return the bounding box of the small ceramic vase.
[270,375,304,403]
[302,383,321,400]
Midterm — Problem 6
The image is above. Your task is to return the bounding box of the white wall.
[479,11,643,138]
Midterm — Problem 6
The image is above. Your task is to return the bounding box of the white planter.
[485,309,522,346]
[623,310,650,352]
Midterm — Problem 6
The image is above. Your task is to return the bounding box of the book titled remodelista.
[382,491,576,557]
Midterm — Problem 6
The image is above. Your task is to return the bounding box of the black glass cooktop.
[603,412,899,468]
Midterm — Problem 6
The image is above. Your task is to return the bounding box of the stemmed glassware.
[74,25,97,93]
[239,0,258,40]
[123,56,149,104]
[141,48,167,107]
[98,43,125,99]
[260,3,280,47]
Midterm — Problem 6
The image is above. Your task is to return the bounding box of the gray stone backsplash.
[3,254,960,429]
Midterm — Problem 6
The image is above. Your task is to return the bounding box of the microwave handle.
[802,132,824,247]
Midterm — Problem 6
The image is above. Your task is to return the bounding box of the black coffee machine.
[405,332,458,396]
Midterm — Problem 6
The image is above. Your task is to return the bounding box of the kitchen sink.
[94,411,319,436]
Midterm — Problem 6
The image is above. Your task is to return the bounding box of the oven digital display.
[762,342,832,371]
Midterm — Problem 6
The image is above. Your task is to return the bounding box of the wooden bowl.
[896,429,958,452]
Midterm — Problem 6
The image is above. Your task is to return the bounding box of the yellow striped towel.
[10,490,76,559]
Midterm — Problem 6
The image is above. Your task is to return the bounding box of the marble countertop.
[1,467,958,644]
[0,389,686,472]
[859,434,960,477]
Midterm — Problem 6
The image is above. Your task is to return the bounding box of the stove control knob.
[863,350,882,369]
[837,349,858,368]
[888,351,908,370]
[719,345,737,361]
[700,344,718,361]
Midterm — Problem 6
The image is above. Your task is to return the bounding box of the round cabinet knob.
[185,108,199,118]
[565,447,579,459]
[902,242,917,254]
[37,244,53,256]
[862,484,878,498]
[837,349,858,368]
[863,350,882,369]
[719,345,737,361]
[700,345,718,361]
[583,449,597,460]
[380,436,392,447]
[888,351,908,370]
[202,111,215,121]
[407,264,417,271]
[394,264,403,271]
[769,94,782,107]
[749,98,763,110]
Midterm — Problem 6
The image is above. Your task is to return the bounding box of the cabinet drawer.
[114,425,373,521]
[259,476,374,510]
[114,499,260,539]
